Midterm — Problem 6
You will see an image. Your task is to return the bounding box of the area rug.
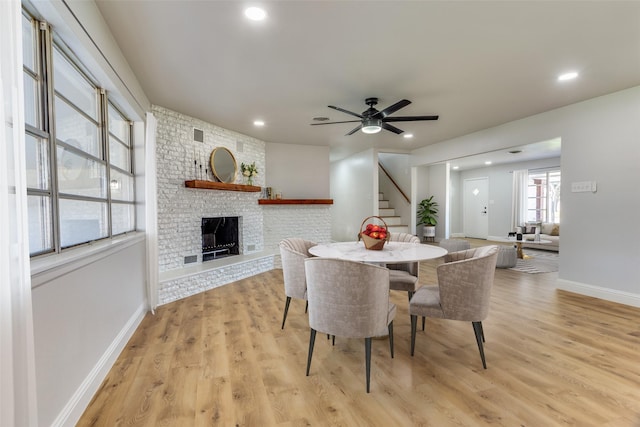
[509,249,558,274]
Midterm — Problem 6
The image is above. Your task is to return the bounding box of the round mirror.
[210,147,237,183]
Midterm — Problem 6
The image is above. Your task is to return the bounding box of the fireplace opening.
[202,217,239,261]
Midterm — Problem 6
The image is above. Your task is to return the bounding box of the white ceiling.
[95,1,640,162]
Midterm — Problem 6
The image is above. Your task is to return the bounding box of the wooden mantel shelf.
[258,199,333,205]
[184,180,261,192]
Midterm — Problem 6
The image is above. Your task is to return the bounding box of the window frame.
[526,169,561,224]
[23,10,136,257]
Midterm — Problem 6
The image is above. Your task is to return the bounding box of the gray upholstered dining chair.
[279,238,316,329]
[439,238,471,252]
[409,245,498,368]
[387,232,421,301]
[304,257,396,393]
[387,232,427,327]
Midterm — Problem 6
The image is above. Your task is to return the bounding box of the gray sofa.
[519,222,559,252]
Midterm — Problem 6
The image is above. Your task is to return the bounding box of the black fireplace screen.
[201,217,239,261]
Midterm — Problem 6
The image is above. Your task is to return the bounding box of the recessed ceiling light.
[558,71,578,81]
[403,133,414,139]
[452,166,459,170]
[244,7,267,21]
[484,161,492,165]
[253,120,265,127]
[508,150,522,154]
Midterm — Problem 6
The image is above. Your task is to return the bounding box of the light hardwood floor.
[78,241,640,426]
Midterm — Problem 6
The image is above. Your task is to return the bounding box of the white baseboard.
[53,303,148,427]
[450,232,466,238]
[556,279,640,308]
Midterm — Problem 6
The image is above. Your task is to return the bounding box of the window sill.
[30,232,145,288]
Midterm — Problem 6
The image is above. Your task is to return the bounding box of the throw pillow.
[550,224,560,236]
[541,222,554,235]
[524,222,540,234]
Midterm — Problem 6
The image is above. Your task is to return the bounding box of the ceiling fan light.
[362,119,382,134]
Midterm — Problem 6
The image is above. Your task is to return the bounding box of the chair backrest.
[436,245,498,321]
[387,232,420,275]
[305,258,392,338]
[279,238,316,300]
[439,238,471,253]
[389,232,420,244]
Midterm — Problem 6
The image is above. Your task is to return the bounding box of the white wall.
[428,164,447,240]
[154,106,334,303]
[456,157,560,237]
[449,170,462,235]
[31,239,147,426]
[331,149,377,241]
[265,143,330,199]
[154,105,265,271]
[412,86,640,306]
[23,1,152,426]
[413,163,447,240]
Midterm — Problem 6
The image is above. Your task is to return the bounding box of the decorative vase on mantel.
[246,176,253,186]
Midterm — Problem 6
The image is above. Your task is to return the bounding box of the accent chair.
[409,245,498,369]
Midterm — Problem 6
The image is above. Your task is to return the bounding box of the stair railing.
[378,162,410,204]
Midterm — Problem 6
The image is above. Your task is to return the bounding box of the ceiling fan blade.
[310,120,361,126]
[328,105,363,119]
[372,99,411,119]
[382,122,404,134]
[346,124,362,135]
[383,115,439,122]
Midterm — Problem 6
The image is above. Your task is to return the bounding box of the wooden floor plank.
[78,240,640,426]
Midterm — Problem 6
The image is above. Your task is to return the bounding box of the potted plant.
[417,196,438,240]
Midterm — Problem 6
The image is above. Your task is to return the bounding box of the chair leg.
[388,322,394,358]
[410,315,417,356]
[407,292,415,326]
[422,316,426,331]
[472,322,487,369]
[479,322,485,342]
[281,296,292,329]
[332,335,335,346]
[365,337,372,393]
[305,301,308,313]
[306,328,317,376]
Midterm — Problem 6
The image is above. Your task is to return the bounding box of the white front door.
[463,177,489,239]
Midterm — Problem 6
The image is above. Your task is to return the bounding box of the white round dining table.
[308,241,448,264]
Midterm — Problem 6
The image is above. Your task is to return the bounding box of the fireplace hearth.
[202,217,240,261]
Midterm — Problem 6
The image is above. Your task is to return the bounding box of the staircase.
[378,192,409,234]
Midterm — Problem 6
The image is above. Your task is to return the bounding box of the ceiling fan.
[310,97,438,136]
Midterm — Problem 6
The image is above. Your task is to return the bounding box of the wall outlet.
[247,244,255,251]
[184,255,197,264]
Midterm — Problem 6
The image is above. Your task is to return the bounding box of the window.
[526,170,560,223]
[23,11,135,256]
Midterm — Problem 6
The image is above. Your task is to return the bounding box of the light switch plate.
[571,181,592,193]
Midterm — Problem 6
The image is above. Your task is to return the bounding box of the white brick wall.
[153,105,332,304]
[159,256,275,305]
[264,205,332,269]
[154,105,265,270]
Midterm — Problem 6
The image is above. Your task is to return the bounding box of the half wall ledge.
[159,250,277,283]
